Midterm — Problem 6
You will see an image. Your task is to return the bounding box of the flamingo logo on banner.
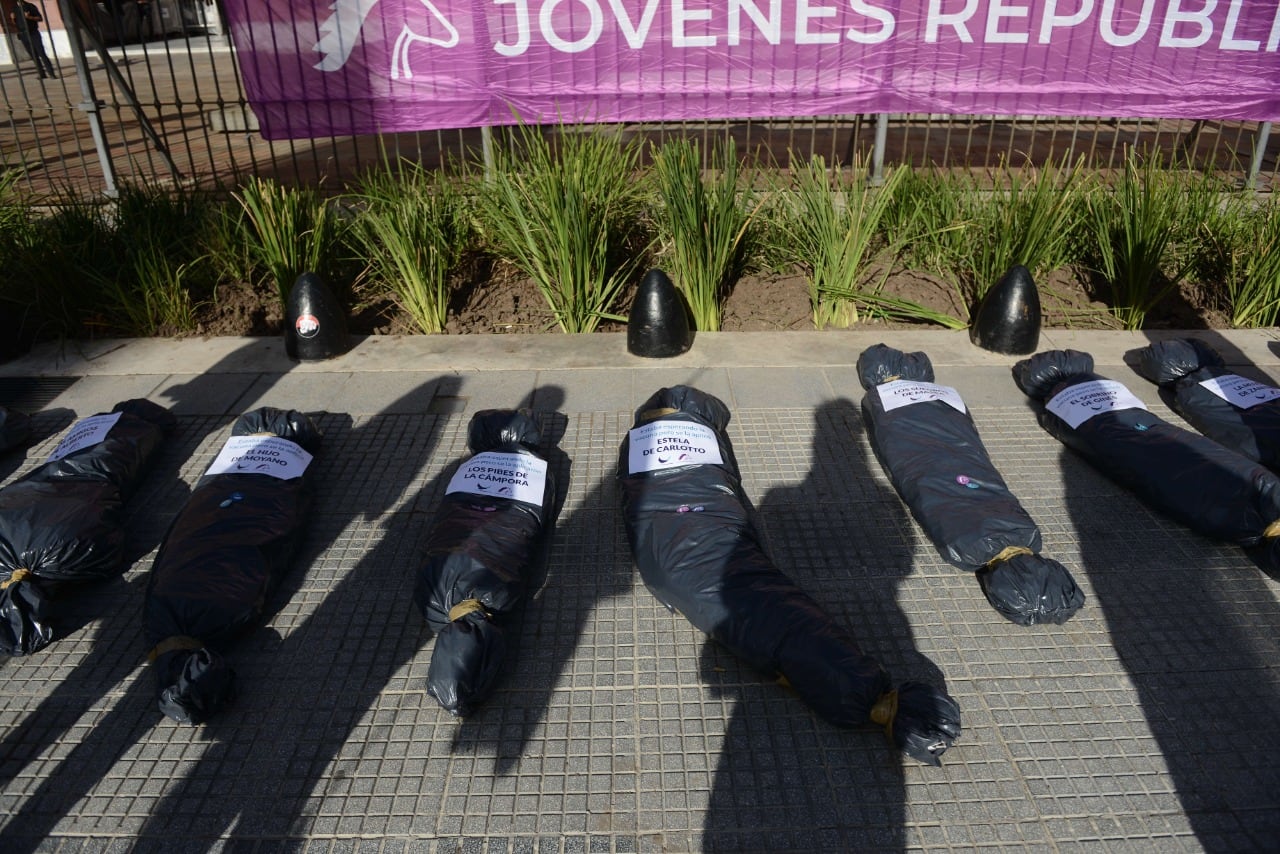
[314,0,460,79]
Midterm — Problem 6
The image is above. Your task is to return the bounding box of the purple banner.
[223,1,1280,139]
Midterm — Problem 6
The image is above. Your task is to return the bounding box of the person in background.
[9,1,56,79]
[135,0,153,41]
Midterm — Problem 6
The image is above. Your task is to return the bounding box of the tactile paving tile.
[2,398,1280,851]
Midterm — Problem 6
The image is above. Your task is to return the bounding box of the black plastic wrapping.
[617,385,961,765]
[1133,338,1280,469]
[0,405,32,454]
[0,399,174,655]
[856,344,1083,625]
[144,408,322,724]
[1014,350,1280,571]
[414,409,557,717]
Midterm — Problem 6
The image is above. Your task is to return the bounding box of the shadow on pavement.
[700,398,942,851]
[0,373,454,849]
[1061,447,1280,851]
[448,390,638,784]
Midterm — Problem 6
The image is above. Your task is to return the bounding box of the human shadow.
[1061,448,1280,850]
[700,398,943,851]
[0,353,355,850]
[447,391,637,779]
[2,377,591,849]
[0,408,75,483]
[0,410,196,789]
[0,341,298,801]
[116,378,463,847]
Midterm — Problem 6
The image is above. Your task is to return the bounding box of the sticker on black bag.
[627,420,723,473]
[204,434,312,479]
[46,412,122,462]
[1046,379,1146,428]
[446,450,548,504]
[1198,374,1280,410]
[876,379,967,414]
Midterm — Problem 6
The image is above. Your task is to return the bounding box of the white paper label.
[47,412,123,462]
[877,379,967,414]
[1198,374,1280,410]
[446,451,548,504]
[628,421,723,474]
[204,435,313,480]
[1046,379,1147,429]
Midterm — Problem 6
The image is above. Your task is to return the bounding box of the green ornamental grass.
[234,176,342,307]
[771,155,963,329]
[883,166,970,281]
[1088,152,1221,331]
[1227,203,1280,328]
[352,163,470,334]
[961,156,1087,306]
[650,137,761,332]
[3,130,1280,341]
[101,184,215,335]
[8,192,115,339]
[475,124,646,334]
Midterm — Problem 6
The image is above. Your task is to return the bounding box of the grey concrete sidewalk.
[2,329,1279,852]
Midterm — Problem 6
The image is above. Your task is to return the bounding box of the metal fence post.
[58,0,117,198]
[481,125,495,182]
[870,114,888,187]
[1247,122,1272,191]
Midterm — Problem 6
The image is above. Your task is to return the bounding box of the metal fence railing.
[2,4,1277,199]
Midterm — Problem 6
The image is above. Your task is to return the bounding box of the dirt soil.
[192,265,1230,337]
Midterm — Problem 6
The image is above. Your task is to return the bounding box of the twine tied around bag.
[1,567,32,590]
[448,598,487,622]
[146,635,206,663]
[640,407,678,423]
[984,545,1034,568]
[870,689,899,743]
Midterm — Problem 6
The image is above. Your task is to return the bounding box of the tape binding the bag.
[146,635,206,662]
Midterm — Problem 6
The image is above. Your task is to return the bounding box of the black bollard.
[627,269,691,358]
[285,272,350,361]
[969,264,1041,355]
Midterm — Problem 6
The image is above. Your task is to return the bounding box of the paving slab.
[1,330,1279,852]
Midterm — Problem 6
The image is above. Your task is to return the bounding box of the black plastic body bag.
[857,344,1084,626]
[144,408,322,724]
[617,385,961,765]
[1015,350,1280,572]
[1133,337,1280,470]
[0,399,174,655]
[414,409,557,716]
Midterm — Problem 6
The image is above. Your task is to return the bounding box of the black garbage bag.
[1014,349,1280,572]
[144,407,322,724]
[617,385,961,765]
[857,344,1084,626]
[0,399,174,655]
[414,409,557,716]
[1,405,32,454]
[1133,337,1280,469]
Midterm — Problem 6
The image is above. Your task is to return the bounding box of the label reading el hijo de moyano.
[628,421,723,474]
[877,379,967,414]
[446,451,548,504]
[205,435,313,480]
[1199,374,1280,410]
[47,412,123,462]
[1046,379,1148,429]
